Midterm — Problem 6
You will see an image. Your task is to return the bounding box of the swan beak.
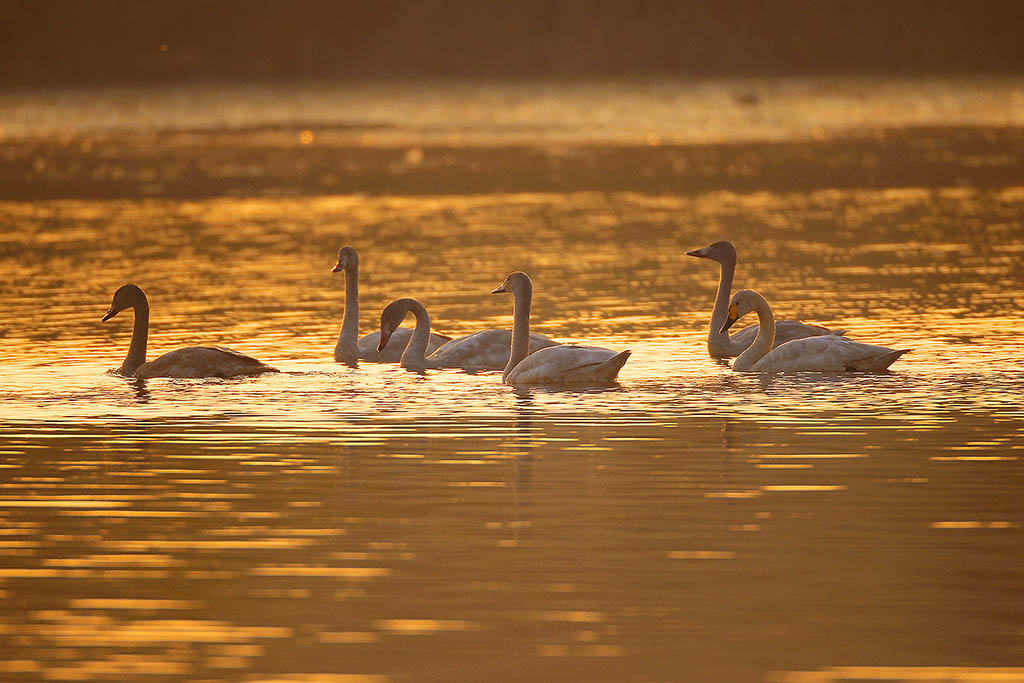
[685,248,708,258]
[490,285,506,294]
[331,262,344,273]
[377,330,392,352]
[720,304,739,333]
[101,308,117,322]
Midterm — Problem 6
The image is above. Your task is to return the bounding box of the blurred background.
[4,0,1024,85]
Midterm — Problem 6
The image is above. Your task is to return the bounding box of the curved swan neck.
[708,255,743,356]
[335,266,360,361]
[123,293,150,375]
[503,280,533,383]
[734,293,775,371]
[401,299,431,369]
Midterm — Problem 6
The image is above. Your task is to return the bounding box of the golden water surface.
[1,79,1023,682]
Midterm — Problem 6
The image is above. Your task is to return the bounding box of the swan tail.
[847,349,911,372]
[594,350,631,381]
[828,328,847,337]
[233,363,280,376]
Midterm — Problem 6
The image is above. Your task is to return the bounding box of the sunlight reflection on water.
[1,82,1023,681]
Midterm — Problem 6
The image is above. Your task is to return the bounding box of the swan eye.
[728,303,738,318]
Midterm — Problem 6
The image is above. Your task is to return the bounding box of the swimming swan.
[491,272,630,385]
[102,284,278,379]
[332,246,452,363]
[722,289,909,372]
[687,240,843,358]
[377,297,558,371]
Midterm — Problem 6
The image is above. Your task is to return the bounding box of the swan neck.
[708,257,742,355]
[503,283,532,383]
[335,266,360,361]
[734,295,775,371]
[401,300,431,369]
[123,296,149,375]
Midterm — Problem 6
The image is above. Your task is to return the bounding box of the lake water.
[1,78,1023,682]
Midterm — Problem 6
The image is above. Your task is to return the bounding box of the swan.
[377,297,558,371]
[723,289,909,372]
[331,246,452,363]
[491,272,630,385]
[686,240,843,358]
[101,284,278,379]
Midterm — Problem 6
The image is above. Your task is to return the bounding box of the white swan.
[102,284,278,379]
[687,240,843,358]
[377,297,558,371]
[491,272,630,385]
[332,246,452,363]
[723,290,909,372]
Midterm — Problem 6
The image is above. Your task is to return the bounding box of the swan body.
[429,329,557,370]
[102,284,278,379]
[492,271,630,386]
[687,240,843,358]
[126,346,277,379]
[500,344,631,385]
[723,289,909,372]
[377,298,557,371]
[332,246,451,363]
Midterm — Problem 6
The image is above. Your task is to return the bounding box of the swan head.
[720,289,760,333]
[491,271,532,296]
[102,284,145,322]
[686,240,737,264]
[377,298,412,352]
[331,245,359,273]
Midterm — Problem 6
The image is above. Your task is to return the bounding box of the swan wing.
[506,345,630,385]
[430,330,558,370]
[729,320,844,350]
[773,320,846,346]
[135,346,278,379]
[751,336,908,372]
